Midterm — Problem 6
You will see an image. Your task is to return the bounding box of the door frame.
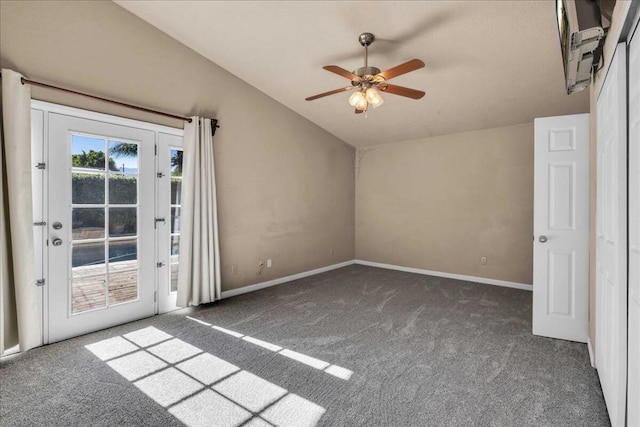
[31,100,183,345]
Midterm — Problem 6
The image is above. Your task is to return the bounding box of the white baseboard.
[221,260,356,299]
[354,260,533,291]
[220,258,532,300]
[587,336,596,368]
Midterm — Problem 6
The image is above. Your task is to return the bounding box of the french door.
[156,133,184,313]
[32,102,183,343]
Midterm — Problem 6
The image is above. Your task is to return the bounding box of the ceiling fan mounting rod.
[365,44,368,68]
[359,32,375,68]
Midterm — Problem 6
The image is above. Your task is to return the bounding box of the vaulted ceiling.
[115,1,589,147]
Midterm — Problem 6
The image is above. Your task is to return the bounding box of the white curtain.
[177,117,221,307]
[0,69,40,353]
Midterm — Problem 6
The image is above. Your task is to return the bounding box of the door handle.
[538,235,548,243]
[52,238,63,246]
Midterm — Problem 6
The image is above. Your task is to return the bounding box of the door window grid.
[70,133,141,314]
[169,148,183,293]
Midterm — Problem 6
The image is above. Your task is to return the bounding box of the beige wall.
[356,123,534,285]
[0,0,355,292]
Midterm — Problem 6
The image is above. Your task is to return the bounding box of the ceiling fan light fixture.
[365,87,384,108]
[349,90,368,111]
[305,32,426,114]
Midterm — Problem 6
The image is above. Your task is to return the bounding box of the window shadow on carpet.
[86,325,335,427]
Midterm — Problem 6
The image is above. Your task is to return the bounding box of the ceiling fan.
[305,32,426,114]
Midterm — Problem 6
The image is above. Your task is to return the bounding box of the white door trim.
[31,101,183,137]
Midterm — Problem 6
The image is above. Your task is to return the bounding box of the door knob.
[538,235,548,243]
[52,238,63,246]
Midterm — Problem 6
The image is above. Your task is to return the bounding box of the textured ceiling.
[115,1,589,147]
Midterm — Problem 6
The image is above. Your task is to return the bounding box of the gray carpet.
[0,265,609,426]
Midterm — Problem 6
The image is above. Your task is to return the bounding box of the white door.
[47,113,156,343]
[596,43,627,427]
[156,132,183,313]
[628,17,640,427]
[533,114,590,343]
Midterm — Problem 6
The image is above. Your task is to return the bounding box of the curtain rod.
[19,77,193,123]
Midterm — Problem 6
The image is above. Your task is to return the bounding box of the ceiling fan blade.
[378,83,425,99]
[377,59,425,81]
[323,65,361,81]
[305,87,352,101]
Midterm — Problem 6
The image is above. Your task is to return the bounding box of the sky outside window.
[72,134,139,173]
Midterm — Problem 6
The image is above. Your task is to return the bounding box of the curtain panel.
[177,117,221,307]
[0,69,40,353]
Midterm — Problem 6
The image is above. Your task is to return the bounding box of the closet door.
[595,43,627,427]
[627,16,640,426]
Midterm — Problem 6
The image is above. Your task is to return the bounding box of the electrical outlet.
[267,259,272,268]
[481,256,487,265]
[231,264,238,274]
[257,260,265,275]
[329,248,334,256]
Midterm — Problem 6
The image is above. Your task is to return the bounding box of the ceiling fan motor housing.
[352,67,383,88]
[354,66,381,78]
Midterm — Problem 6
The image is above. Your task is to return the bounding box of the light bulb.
[366,88,384,108]
[349,90,368,111]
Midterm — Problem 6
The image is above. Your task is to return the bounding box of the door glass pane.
[72,275,106,314]
[109,207,137,237]
[109,175,137,205]
[171,180,182,205]
[72,208,105,240]
[72,173,105,204]
[109,141,138,173]
[72,242,106,278]
[170,263,179,292]
[171,236,180,257]
[109,239,138,268]
[170,149,183,177]
[171,207,180,233]
[72,135,107,171]
[108,270,138,305]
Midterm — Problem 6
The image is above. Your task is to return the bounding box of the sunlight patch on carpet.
[124,326,173,347]
[85,327,327,427]
[191,319,355,381]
